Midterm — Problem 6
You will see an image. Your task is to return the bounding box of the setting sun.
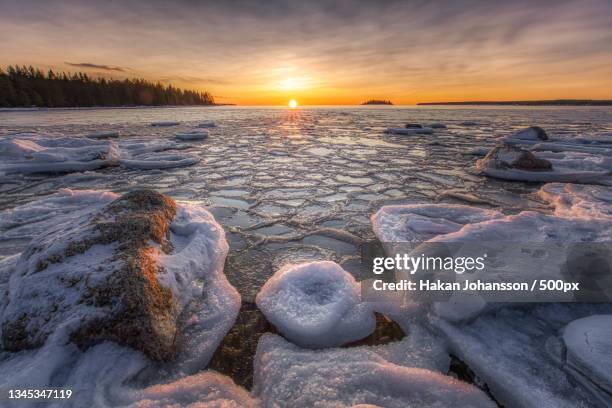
[288,99,298,108]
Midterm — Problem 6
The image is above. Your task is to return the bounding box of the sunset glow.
[1,0,611,105]
[288,99,298,109]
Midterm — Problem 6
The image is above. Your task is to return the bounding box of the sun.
[288,99,298,109]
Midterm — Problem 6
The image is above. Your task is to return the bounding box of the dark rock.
[479,145,552,171]
[405,123,423,128]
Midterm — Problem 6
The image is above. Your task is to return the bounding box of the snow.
[385,127,434,135]
[132,371,256,407]
[175,130,209,141]
[0,190,240,406]
[253,333,495,408]
[561,315,612,397]
[256,261,375,348]
[0,135,120,175]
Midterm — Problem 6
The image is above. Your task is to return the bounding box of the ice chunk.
[505,126,549,142]
[0,135,119,175]
[428,123,447,129]
[253,333,496,407]
[538,183,612,219]
[85,130,119,139]
[372,204,503,243]
[385,127,434,135]
[175,130,208,141]
[132,371,256,407]
[256,261,375,348]
[151,121,180,127]
[121,153,200,169]
[562,315,612,394]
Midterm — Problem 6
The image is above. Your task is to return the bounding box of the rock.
[477,144,552,171]
[510,126,548,141]
[405,123,423,128]
[1,190,180,360]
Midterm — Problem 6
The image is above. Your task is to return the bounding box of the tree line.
[0,65,215,108]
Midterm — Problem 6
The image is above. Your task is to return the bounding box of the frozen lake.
[2,105,611,300]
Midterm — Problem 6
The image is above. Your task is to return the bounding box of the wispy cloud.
[65,62,128,72]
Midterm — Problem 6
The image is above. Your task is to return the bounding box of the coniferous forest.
[0,65,215,107]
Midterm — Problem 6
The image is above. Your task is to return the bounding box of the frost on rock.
[131,371,256,408]
[560,315,612,399]
[0,189,239,363]
[0,134,119,175]
[537,183,612,219]
[253,333,495,408]
[256,261,375,348]
[476,144,611,184]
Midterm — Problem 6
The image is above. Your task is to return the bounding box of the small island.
[362,99,393,105]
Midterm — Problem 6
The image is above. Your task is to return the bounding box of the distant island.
[362,99,393,105]
[0,65,215,108]
[417,100,612,106]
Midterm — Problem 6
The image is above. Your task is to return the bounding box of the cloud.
[65,62,128,72]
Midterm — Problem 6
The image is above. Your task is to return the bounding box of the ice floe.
[0,135,120,175]
[85,130,119,139]
[537,183,612,219]
[256,261,375,348]
[385,127,434,135]
[121,153,200,170]
[197,121,217,128]
[175,130,209,141]
[253,333,496,407]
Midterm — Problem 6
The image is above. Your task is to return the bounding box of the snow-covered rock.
[0,135,119,175]
[253,333,495,407]
[537,183,612,219]
[0,190,239,362]
[151,121,180,127]
[256,261,375,348]
[385,127,434,135]
[476,145,611,184]
[505,126,549,142]
[175,130,208,141]
[561,315,612,396]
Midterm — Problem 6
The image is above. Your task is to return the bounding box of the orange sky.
[2,0,612,105]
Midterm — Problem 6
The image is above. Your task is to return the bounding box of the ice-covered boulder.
[256,261,375,348]
[0,135,119,175]
[175,130,208,141]
[476,144,611,184]
[385,127,434,135]
[0,189,239,362]
[253,333,496,407]
[538,183,612,219]
[506,126,549,142]
[132,371,256,407]
[477,144,552,171]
